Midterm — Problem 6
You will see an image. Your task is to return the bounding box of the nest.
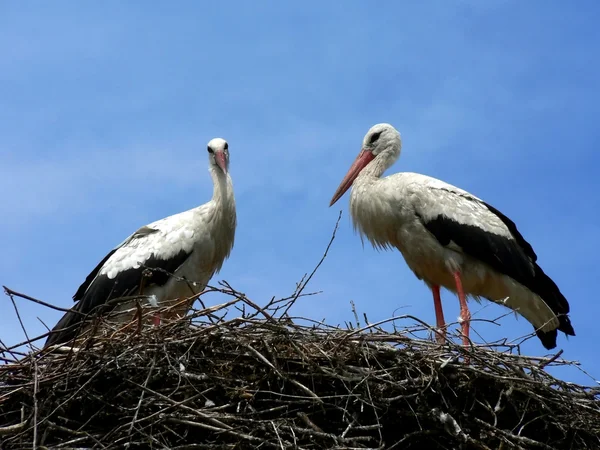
[1,220,599,449]
[1,286,600,450]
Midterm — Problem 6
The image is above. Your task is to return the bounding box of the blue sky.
[1,2,599,384]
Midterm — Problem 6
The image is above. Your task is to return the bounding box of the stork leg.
[431,285,446,343]
[152,313,161,327]
[453,271,471,347]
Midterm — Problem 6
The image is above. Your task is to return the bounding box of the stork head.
[207,138,230,174]
[329,123,401,206]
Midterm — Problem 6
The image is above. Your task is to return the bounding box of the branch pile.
[1,290,599,449]
[2,216,599,449]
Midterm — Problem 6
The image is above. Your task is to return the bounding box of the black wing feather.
[72,248,118,301]
[481,201,537,262]
[74,249,192,316]
[421,199,574,349]
[45,230,192,348]
[73,226,160,302]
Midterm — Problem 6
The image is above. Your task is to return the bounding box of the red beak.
[215,151,228,174]
[329,149,374,206]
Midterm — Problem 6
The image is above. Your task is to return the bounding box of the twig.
[281,210,342,318]
[128,357,156,434]
[3,285,84,315]
[0,421,27,436]
[6,289,34,352]
[537,349,564,370]
[33,359,39,448]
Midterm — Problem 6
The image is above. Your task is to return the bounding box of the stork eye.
[370,132,382,144]
[207,146,214,154]
[224,142,228,150]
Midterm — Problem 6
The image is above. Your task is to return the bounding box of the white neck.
[210,165,235,210]
[349,149,401,252]
[357,149,398,180]
[201,166,237,273]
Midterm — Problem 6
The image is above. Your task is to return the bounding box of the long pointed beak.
[215,151,228,174]
[329,149,374,206]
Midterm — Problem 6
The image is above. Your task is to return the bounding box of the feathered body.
[45,138,235,347]
[331,124,574,349]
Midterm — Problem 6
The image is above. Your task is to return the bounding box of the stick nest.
[2,218,599,449]
[1,293,599,450]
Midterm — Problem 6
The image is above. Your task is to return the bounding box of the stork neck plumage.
[358,148,399,181]
[201,165,236,267]
[210,166,235,212]
[349,146,402,251]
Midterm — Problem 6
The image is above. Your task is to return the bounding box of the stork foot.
[152,312,161,327]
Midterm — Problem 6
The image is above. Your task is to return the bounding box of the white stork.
[329,123,575,349]
[45,137,236,347]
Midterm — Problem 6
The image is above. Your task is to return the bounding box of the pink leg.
[432,285,447,343]
[453,271,471,347]
[152,313,161,326]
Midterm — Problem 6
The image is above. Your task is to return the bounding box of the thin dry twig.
[3,286,84,315]
[281,210,342,318]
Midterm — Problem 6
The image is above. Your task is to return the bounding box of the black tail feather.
[536,328,558,350]
[535,313,575,350]
[529,263,575,349]
[530,264,575,344]
[479,201,575,347]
